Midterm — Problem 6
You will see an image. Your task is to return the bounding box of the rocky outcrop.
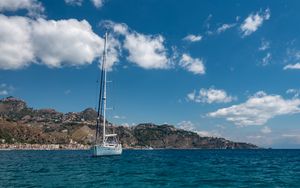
[116,124,258,149]
[0,96,27,112]
[79,108,98,121]
[0,96,259,149]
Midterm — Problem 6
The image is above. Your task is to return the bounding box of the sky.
[1,0,300,148]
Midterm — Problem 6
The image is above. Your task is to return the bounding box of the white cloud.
[247,135,263,139]
[204,14,213,34]
[187,87,234,104]
[0,0,44,17]
[261,126,272,134]
[121,123,130,127]
[283,63,300,70]
[0,15,115,70]
[261,53,271,66]
[0,90,8,95]
[289,49,300,59]
[183,34,202,42]
[217,23,235,34]
[196,130,221,137]
[106,21,170,69]
[113,115,126,119]
[31,18,103,68]
[121,122,136,127]
[282,134,300,138]
[91,0,104,8]
[283,49,300,70]
[280,133,300,145]
[244,134,275,147]
[111,22,128,35]
[240,9,270,37]
[0,83,14,96]
[179,54,205,75]
[65,0,83,6]
[177,120,195,132]
[208,91,300,126]
[65,0,104,8]
[104,21,209,73]
[0,15,34,70]
[170,45,179,64]
[177,120,220,137]
[187,91,196,101]
[287,89,300,98]
[103,35,121,70]
[259,39,270,51]
[124,33,169,69]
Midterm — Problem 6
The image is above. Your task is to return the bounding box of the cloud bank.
[208,91,300,126]
[0,0,44,17]
[0,14,104,70]
[105,21,170,69]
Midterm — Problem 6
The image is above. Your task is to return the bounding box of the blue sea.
[0,149,300,187]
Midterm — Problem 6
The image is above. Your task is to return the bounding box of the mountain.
[0,97,258,149]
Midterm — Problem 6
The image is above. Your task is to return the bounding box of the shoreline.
[0,143,264,150]
[0,143,90,150]
[0,144,160,151]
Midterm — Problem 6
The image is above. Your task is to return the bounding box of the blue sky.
[1,0,300,148]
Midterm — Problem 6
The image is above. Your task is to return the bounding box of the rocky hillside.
[0,97,258,149]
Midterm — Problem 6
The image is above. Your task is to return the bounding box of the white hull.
[92,144,122,156]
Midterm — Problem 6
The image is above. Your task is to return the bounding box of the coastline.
[0,144,156,150]
[0,144,155,150]
[0,143,90,150]
[0,143,263,151]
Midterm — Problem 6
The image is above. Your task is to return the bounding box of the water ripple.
[0,149,300,187]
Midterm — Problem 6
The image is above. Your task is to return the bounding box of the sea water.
[0,149,300,187]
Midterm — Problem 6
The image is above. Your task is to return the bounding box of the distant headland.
[0,96,258,150]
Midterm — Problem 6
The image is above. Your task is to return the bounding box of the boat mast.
[102,32,108,145]
[95,32,107,144]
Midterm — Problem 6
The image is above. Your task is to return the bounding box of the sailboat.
[91,32,122,156]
